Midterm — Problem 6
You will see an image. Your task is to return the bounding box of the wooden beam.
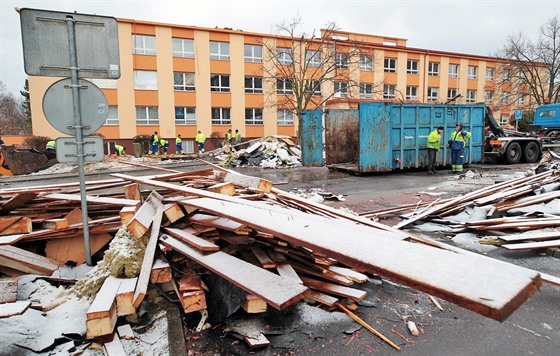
[207,182,236,196]
[116,277,137,316]
[119,206,137,226]
[40,218,69,230]
[159,235,308,310]
[86,276,122,338]
[150,258,172,284]
[163,203,185,223]
[242,294,267,313]
[123,183,142,201]
[0,217,32,236]
[214,171,273,193]
[0,192,38,212]
[179,290,206,313]
[162,227,219,252]
[126,191,163,238]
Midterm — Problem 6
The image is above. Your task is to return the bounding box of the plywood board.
[45,233,112,264]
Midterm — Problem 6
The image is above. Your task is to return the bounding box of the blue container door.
[325,109,359,165]
[299,110,323,166]
[358,103,392,172]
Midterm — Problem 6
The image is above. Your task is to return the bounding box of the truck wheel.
[523,141,540,163]
[505,142,522,164]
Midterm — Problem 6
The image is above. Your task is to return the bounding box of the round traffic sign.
[42,78,109,136]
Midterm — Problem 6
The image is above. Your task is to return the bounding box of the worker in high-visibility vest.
[175,134,184,154]
[160,138,169,155]
[426,126,444,175]
[225,129,233,145]
[149,131,159,154]
[234,129,242,144]
[114,144,126,156]
[46,140,56,152]
[449,124,472,174]
[195,130,206,154]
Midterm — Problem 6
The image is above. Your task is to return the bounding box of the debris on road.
[218,136,302,168]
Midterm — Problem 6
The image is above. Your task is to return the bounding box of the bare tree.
[496,16,560,106]
[261,17,381,130]
[0,81,31,135]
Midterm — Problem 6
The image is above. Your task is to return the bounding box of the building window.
[428,62,439,76]
[334,82,348,98]
[518,94,526,105]
[245,108,263,125]
[448,64,459,78]
[447,88,457,101]
[501,92,510,105]
[486,68,494,81]
[383,84,396,99]
[384,58,397,73]
[92,78,117,89]
[277,48,293,65]
[172,38,194,58]
[484,90,493,104]
[468,65,478,79]
[210,41,230,60]
[466,89,477,103]
[244,44,262,63]
[245,76,263,94]
[175,107,196,125]
[134,70,158,90]
[427,87,439,101]
[306,80,321,96]
[406,86,418,100]
[359,83,373,99]
[500,114,509,126]
[211,107,231,125]
[173,72,195,91]
[306,50,322,67]
[104,106,119,125]
[210,74,230,92]
[136,106,159,125]
[277,78,293,94]
[407,60,418,74]
[360,55,373,71]
[519,71,527,84]
[132,35,156,55]
[277,109,293,125]
[503,69,511,82]
[335,53,348,69]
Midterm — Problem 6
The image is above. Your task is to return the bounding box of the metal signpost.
[20,8,120,265]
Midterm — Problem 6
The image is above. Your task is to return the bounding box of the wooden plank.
[41,192,141,207]
[207,182,236,196]
[0,217,32,236]
[150,258,172,284]
[242,294,267,313]
[127,191,163,239]
[0,192,38,212]
[159,235,308,310]
[188,213,250,234]
[40,218,69,230]
[117,324,135,340]
[162,227,219,252]
[502,239,560,250]
[183,197,542,321]
[244,333,270,349]
[86,276,122,338]
[328,265,369,283]
[123,183,142,201]
[163,203,185,223]
[119,206,137,226]
[0,278,18,304]
[304,290,339,307]
[45,233,112,264]
[180,290,206,313]
[250,246,275,268]
[0,245,61,275]
[177,274,202,291]
[132,205,164,308]
[498,231,560,242]
[116,277,137,317]
[0,300,31,318]
[103,333,127,356]
[300,277,366,301]
[215,171,273,193]
[290,261,353,286]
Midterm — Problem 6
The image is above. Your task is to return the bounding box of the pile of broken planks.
[395,167,560,254]
[0,160,551,352]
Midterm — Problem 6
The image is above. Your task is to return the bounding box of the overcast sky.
[1,0,559,95]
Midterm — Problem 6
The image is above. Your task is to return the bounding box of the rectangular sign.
[20,8,120,79]
[56,136,105,163]
[515,109,523,120]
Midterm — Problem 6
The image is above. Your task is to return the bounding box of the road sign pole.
[66,15,92,266]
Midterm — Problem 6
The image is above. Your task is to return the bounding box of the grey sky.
[1,0,559,95]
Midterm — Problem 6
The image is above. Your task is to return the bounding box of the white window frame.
[335,53,348,69]
[172,38,194,58]
[384,58,397,73]
[306,79,321,96]
[334,82,348,98]
[173,72,195,91]
[210,74,230,92]
[448,64,459,78]
[447,88,457,100]
[211,107,231,125]
[277,78,293,94]
[277,48,293,65]
[518,94,525,105]
[500,114,509,126]
[466,89,477,103]
[244,44,262,63]
[468,65,478,79]
[92,78,117,89]
[277,109,294,125]
[359,83,373,99]
[484,90,493,104]
[306,50,322,67]
[383,84,396,99]
[428,62,439,76]
[245,76,263,94]
[486,67,494,81]
[245,108,263,125]
[132,34,156,55]
[406,86,418,100]
[175,107,196,125]
[104,106,119,125]
[503,69,511,82]
[407,59,418,74]
[136,106,159,125]
[360,55,373,71]
[501,92,510,105]
[210,41,230,60]
[134,70,158,90]
[427,87,439,102]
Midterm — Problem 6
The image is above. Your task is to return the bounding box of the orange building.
[27,18,534,151]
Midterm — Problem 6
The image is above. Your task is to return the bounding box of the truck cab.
[532,103,560,137]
